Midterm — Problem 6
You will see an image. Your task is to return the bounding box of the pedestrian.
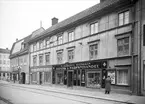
[105,76,111,94]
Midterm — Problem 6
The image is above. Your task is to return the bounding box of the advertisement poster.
[108,71,115,84]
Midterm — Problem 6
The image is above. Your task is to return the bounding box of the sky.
[0,0,99,50]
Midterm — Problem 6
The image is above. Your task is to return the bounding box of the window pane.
[124,11,129,24]
[119,13,123,26]
[72,32,74,41]
[91,24,94,34]
[117,70,128,85]
[95,23,98,33]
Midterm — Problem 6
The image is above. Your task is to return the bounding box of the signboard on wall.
[108,70,115,84]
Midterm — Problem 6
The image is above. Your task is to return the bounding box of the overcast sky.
[0,0,99,50]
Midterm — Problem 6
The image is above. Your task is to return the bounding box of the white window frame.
[67,49,74,62]
[58,35,63,45]
[90,22,98,35]
[68,31,75,42]
[118,10,129,26]
[57,51,63,64]
[45,52,50,65]
[116,69,129,85]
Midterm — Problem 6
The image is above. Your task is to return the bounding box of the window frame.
[68,31,75,42]
[118,10,130,26]
[56,50,63,64]
[45,52,50,65]
[116,69,129,86]
[33,55,37,66]
[39,54,43,66]
[90,22,99,35]
[58,35,63,45]
[67,49,74,62]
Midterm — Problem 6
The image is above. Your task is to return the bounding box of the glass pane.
[124,11,129,24]
[124,38,129,43]
[72,32,74,40]
[95,23,98,33]
[91,24,94,34]
[118,46,123,52]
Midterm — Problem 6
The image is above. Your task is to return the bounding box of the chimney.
[16,38,18,41]
[52,17,58,25]
[100,0,106,3]
[6,48,8,50]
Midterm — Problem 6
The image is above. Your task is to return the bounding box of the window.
[58,35,63,45]
[117,70,128,85]
[32,73,37,81]
[89,44,98,59]
[33,43,37,51]
[91,22,98,34]
[39,40,43,50]
[45,53,50,65]
[44,72,51,83]
[68,31,75,42]
[33,55,37,66]
[57,52,63,64]
[119,11,129,26]
[45,38,50,48]
[3,60,6,64]
[39,54,43,65]
[68,49,74,62]
[117,37,129,56]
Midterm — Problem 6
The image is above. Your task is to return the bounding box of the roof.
[0,48,10,54]
[29,0,132,43]
[10,34,32,59]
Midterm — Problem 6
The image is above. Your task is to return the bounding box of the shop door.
[67,71,73,87]
[21,72,25,84]
[39,72,42,85]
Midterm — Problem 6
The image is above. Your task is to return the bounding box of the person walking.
[105,76,111,94]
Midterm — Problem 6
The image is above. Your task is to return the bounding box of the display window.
[108,70,116,84]
[87,71,101,88]
[56,72,63,84]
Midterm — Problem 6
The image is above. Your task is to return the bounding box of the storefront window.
[87,71,101,88]
[108,70,116,84]
[44,72,51,83]
[56,72,63,84]
[117,70,128,85]
[81,70,85,86]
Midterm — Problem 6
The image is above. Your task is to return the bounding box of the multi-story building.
[27,0,145,95]
[0,48,10,80]
[10,35,32,84]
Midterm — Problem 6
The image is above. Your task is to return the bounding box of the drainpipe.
[138,0,142,95]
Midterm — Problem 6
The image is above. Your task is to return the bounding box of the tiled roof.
[29,0,125,42]
[0,48,10,54]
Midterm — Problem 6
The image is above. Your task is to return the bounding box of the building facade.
[27,0,145,95]
[0,48,10,81]
[10,35,31,84]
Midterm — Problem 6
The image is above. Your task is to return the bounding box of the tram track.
[0,83,131,104]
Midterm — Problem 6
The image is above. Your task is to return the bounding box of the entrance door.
[39,72,42,85]
[21,72,25,84]
[67,71,73,87]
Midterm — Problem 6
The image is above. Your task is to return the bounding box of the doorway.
[67,71,73,87]
[21,72,25,84]
[39,72,42,85]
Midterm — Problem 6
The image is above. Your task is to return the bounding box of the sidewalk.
[1,80,145,104]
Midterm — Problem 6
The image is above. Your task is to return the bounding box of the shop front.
[52,60,107,88]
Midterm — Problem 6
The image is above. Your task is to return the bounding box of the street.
[0,82,127,104]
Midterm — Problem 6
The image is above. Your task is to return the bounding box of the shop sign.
[53,61,107,70]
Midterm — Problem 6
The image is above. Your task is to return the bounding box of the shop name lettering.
[55,62,100,70]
